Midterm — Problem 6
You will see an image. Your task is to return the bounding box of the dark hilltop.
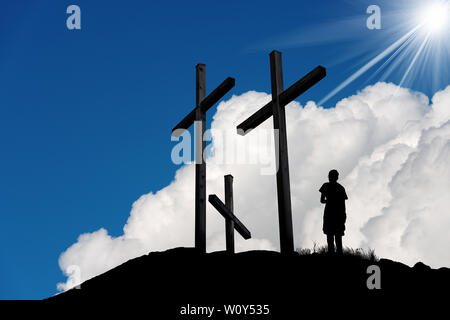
[46,247,450,317]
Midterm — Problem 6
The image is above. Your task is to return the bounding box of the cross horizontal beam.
[236,66,326,135]
[171,77,235,137]
[208,195,251,240]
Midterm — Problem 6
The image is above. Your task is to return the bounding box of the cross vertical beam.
[172,64,234,253]
[195,64,207,253]
[224,175,234,254]
[270,51,294,254]
[236,51,326,254]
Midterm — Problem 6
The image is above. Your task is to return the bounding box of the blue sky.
[0,0,448,299]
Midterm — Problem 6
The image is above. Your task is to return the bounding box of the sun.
[420,1,449,34]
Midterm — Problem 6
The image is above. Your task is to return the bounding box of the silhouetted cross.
[209,175,251,254]
[172,64,235,253]
[236,51,326,254]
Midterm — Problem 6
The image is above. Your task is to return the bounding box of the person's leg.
[327,234,335,254]
[335,235,343,255]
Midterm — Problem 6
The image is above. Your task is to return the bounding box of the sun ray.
[398,34,430,88]
[318,26,420,106]
[364,33,417,85]
[317,0,450,105]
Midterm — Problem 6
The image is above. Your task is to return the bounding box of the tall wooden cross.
[208,175,251,254]
[172,64,235,253]
[236,51,326,254]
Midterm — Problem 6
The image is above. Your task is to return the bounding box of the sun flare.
[420,1,449,34]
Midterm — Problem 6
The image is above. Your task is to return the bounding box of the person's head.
[328,169,339,182]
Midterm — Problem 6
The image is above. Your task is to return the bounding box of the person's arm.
[319,184,327,204]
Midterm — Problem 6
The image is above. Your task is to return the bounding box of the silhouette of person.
[319,170,348,255]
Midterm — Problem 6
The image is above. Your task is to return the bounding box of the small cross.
[236,51,326,254]
[208,175,251,254]
[172,64,235,253]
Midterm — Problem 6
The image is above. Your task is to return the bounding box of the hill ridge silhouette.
[47,247,450,316]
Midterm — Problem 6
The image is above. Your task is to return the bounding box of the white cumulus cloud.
[58,82,450,291]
